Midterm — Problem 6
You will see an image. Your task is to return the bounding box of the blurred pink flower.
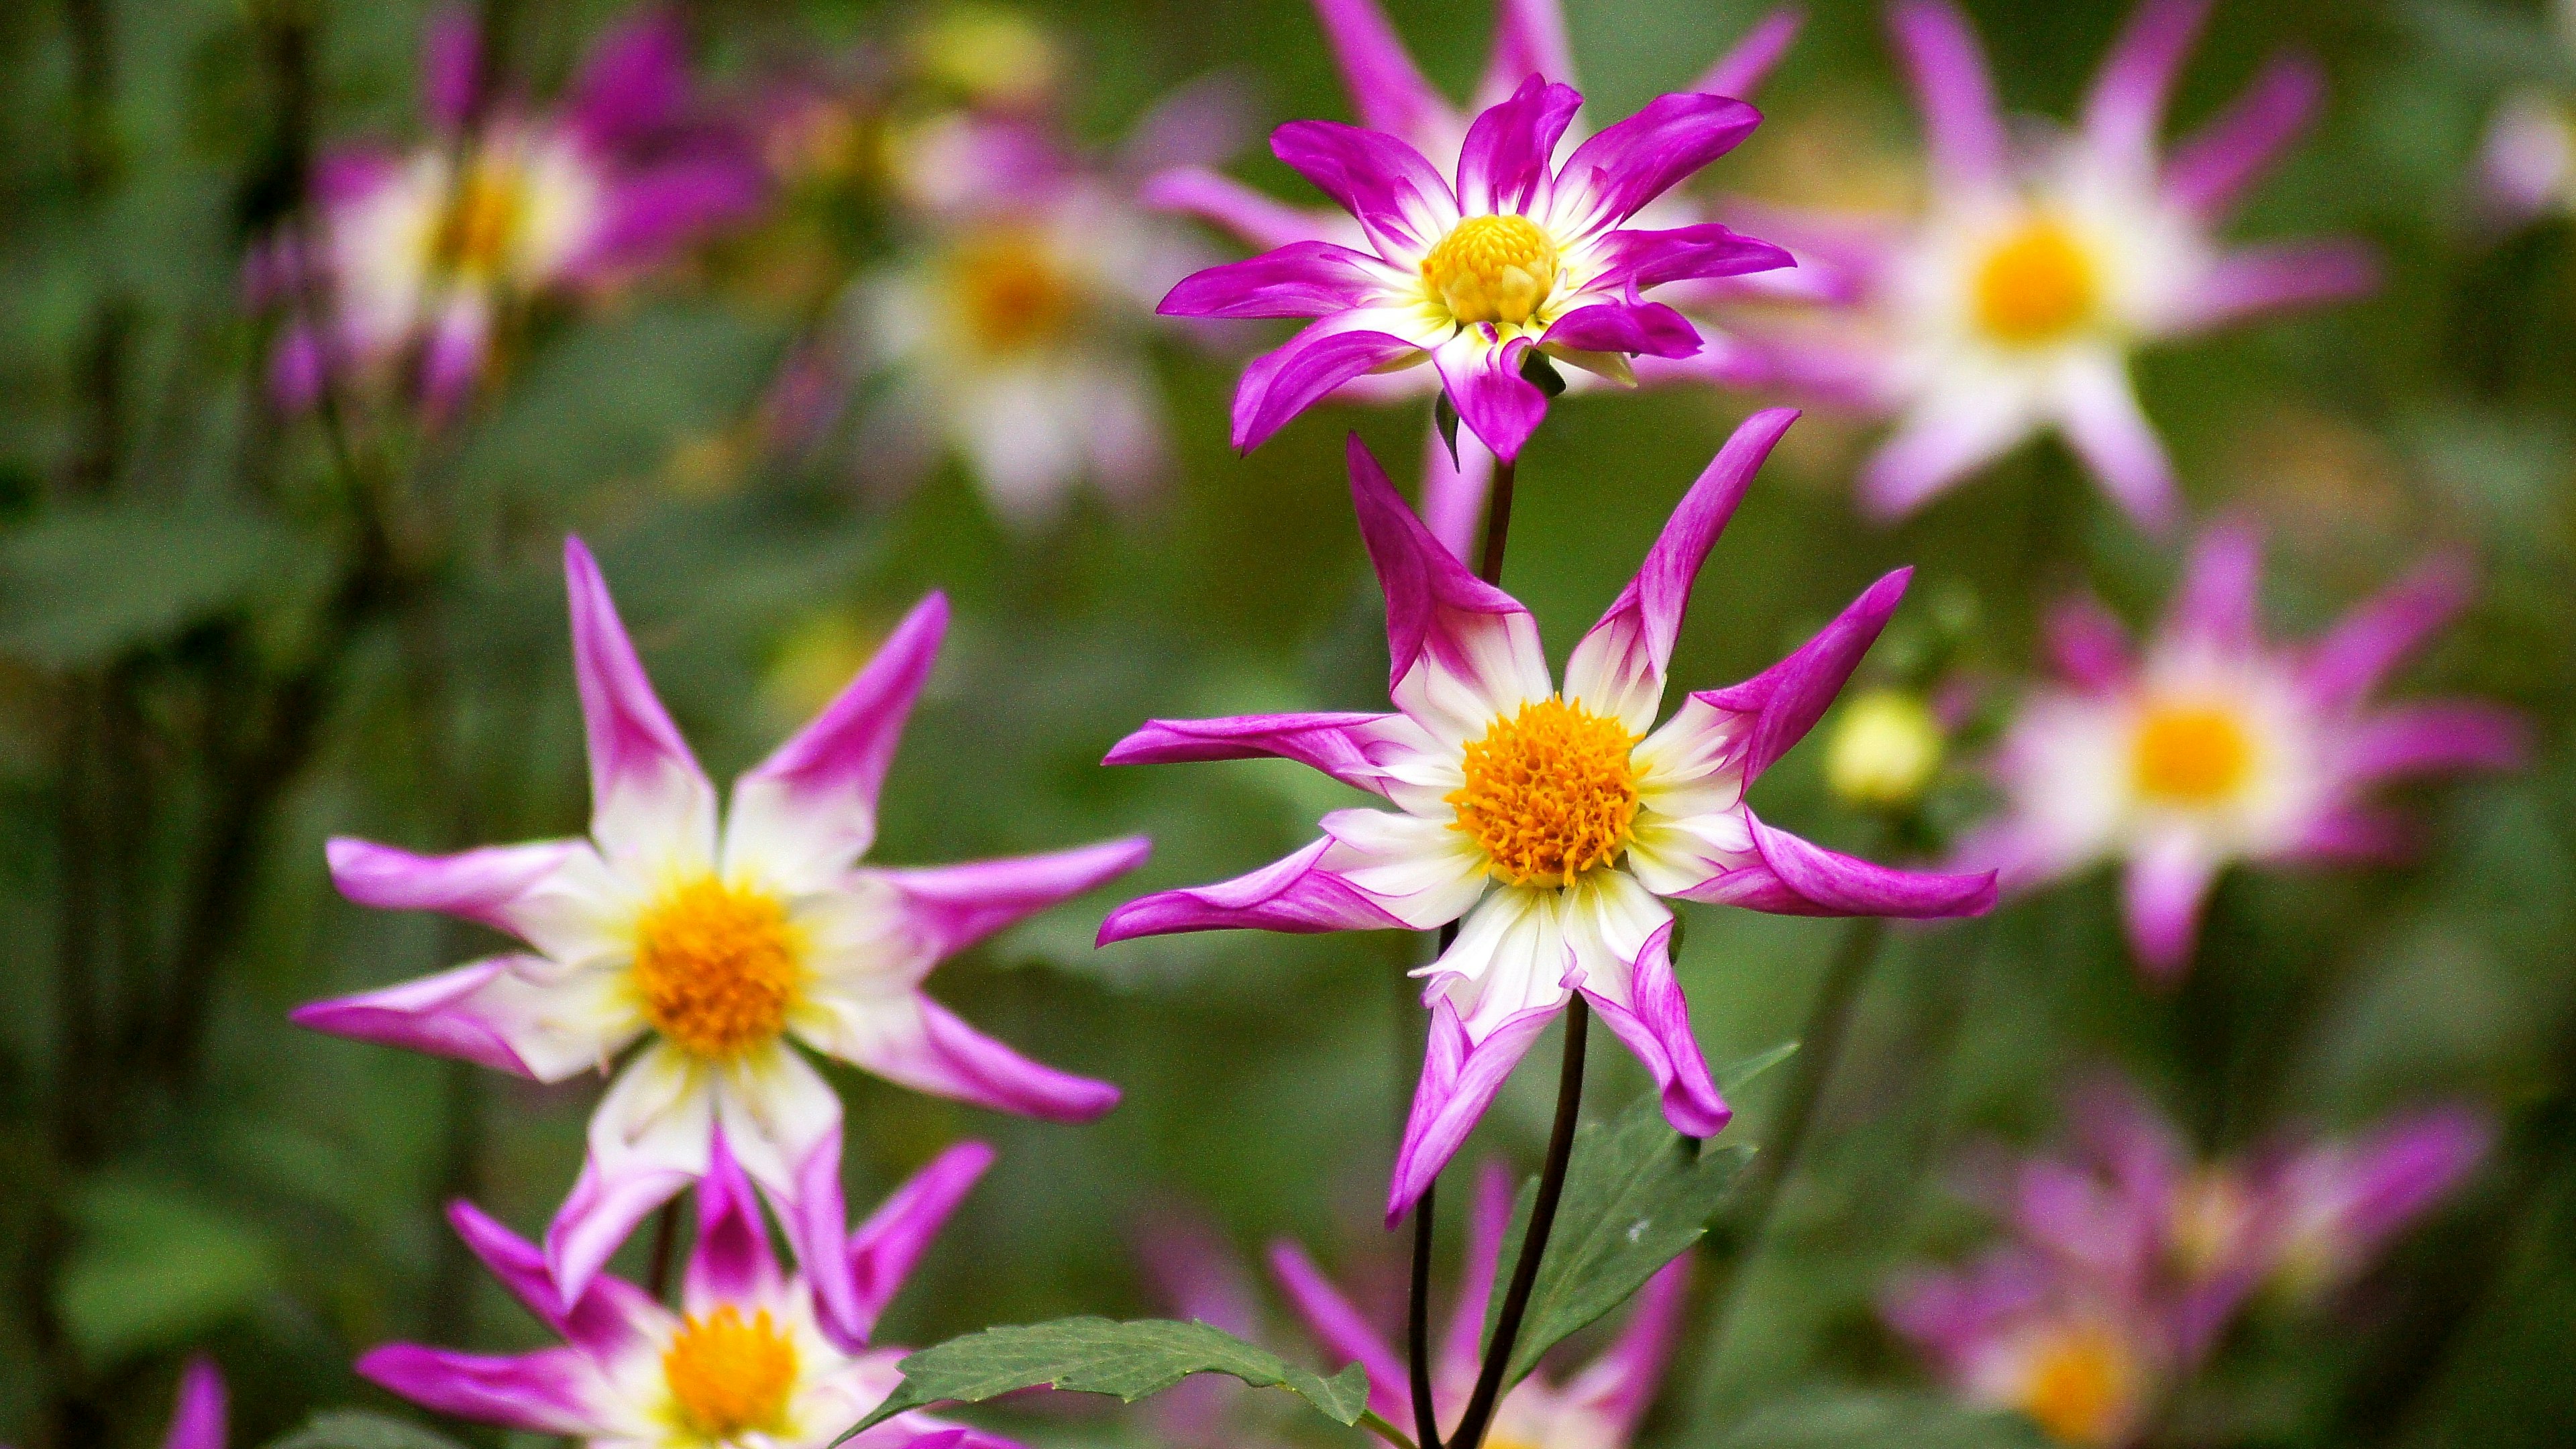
[161,1358,227,1449]
[263,8,767,415]
[2473,3,2576,230]
[1951,523,2526,980]
[1743,0,2376,533]
[1146,0,1814,556]
[1099,410,1992,1222]
[361,1133,1015,1447]
[1885,1246,2165,1447]
[293,537,1140,1321]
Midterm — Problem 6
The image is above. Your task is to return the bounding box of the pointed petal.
[564,537,718,879]
[1692,9,1805,100]
[2293,804,2411,862]
[1580,922,1727,1138]
[808,991,1120,1122]
[421,7,480,133]
[1388,998,1556,1224]
[1313,0,1454,141]
[1229,313,1428,453]
[2080,0,2213,175]
[871,839,1152,962]
[1266,1242,1408,1423]
[1350,433,1552,732]
[2045,594,2137,692]
[547,1044,715,1305]
[1430,336,1550,464]
[2313,1106,2493,1255]
[1477,0,1576,106]
[568,9,690,150]
[2057,356,2181,536]
[1556,93,1764,233]
[2341,702,2530,785]
[162,1359,226,1449]
[1560,1258,1692,1436]
[1142,166,1342,252]
[1457,76,1582,217]
[1158,241,1411,319]
[445,1199,661,1360]
[290,955,639,1083]
[356,1346,601,1436]
[1888,1,2010,191]
[1270,119,1459,258]
[1422,422,1497,564]
[325,836,620,962]
[1538,301,1703,359]
[1588,224,1795,294]
[2165,523,2263,652]
[685,1129,786,1316]
[1105,714,1415,797]
[1437,1161,1518,1384]
[2164,241,2379,333]
[2300,554,2473,710]
[727,594,945,890]
[2165,52,2323,217]
[1565,409,1796,733]
[1680,811,1996,918]
[1856,386,2035,523]
[1097,836,1411,941]
[839,1142,998,1346]
[2122,834,2219,983]
[1695,567,1911,782]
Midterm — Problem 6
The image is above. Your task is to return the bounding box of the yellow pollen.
[943,227,1079,356]
[1448,697,1639,887]
[663,1306,798,1440]
[1420,214,1560,327]
[2131,702,2255,807]
[431,158,529,279]
[2015,1324,2133,1446]
[634,878,801,1059]
[1972,217,2099,345]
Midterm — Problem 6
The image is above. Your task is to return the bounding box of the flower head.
[264,9,766,415]
[360,1134,1018,1448]
[294,538,1142,1324]
[1951,524,2527,980]
[1741,0,2377,533]
[1885,1249,2164,1448]
[1155,62,1790,467]
[1272,1163,1690,1449]
[1097,409,1992,1220]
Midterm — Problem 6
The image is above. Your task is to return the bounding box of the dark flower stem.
[647,1199,682,1301]
[1478,458,1517,586]
[1407,1173,1443,1449]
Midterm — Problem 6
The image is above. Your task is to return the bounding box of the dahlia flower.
[1743,0,2375,532]
[1951,524,2526,980]
[2473,2,2576,230]
[1097,409,1993,1220]
[1885,1246,2165,1448]
[1154,59,1792,468]
[1144,0,1809,556]
[295,538,1139,1321]
[265,8,765,414]
[361,1134,1015,1448]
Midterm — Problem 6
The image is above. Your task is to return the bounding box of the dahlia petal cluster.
[1742,0,2377,532]
[1099,409,1993,1220]
[264,8,765,413]
[1951,524,2527,980]
[294,539,1142,1320]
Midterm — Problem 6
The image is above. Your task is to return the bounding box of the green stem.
[1358,1410,1421,1449]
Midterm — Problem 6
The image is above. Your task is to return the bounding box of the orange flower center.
[431,157,529,280]
[634,878,801,1059]
[1448,697,1639,887]
[663,1306,798,1440]
[2131,702,2255,806]
[2015,1323,2135,1446]
[1972,217,2098,345]
[943,227,1080,356]
[1421,214,1560,327]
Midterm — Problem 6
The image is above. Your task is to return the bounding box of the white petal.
[586,1040,717,1181]
[1320,807,1491,928]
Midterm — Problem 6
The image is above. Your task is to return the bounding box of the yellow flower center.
[1448,697,1639,887]
[634,878,802,1059]
[2015,1323,2134,1446]
[2130,702,2255,807]
[1420,214,1560,327]
[943,227,1080,356]
[1972,217,2099,345]
[2167,1168,2253,1282]
[431,157,529,280]
[663,1306,799,1440]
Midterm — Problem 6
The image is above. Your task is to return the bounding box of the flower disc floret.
[2129,702,2253,807]
[1971,217,2100,346]
[942,225,1081,356]
[1421,214,1560,327]
[662,1306,798,1440]
[1448,697,1640,887]
[634,878,802,1059]
[431,156,532,280]
[2013,1324,2133,1446]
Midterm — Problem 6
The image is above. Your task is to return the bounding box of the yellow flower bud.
[1824,688,1944,810]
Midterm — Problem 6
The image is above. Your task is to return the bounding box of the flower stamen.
[634,878,801,1059]
[943,226,1080,356]
[431,156,530,280]
[1421,214,1560,327]
[1448,697,1639,887]
[663,1305,798,1440]
[2131,702,2254,806]
[1972,217,2098,345]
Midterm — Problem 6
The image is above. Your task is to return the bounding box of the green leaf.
[0,503,290,666]
[262,1410,476,1449]
[1717,1391,2055,1448]
[840,1318,1373,1442]
[59,1175,279,1367]
[1483,1087,1758,1386]
[1721,1040,1801,1095]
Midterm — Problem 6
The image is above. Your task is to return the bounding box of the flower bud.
[1824,688,1944,810]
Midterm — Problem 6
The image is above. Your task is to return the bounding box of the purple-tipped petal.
[2123,837,2218,983]
[1582,922,1727,1138]
[1686,812,1996,918]
[446,1200,659,1360]
[2167,523,2263,652]
[419,296,491,417]
[1856,390,2034,523]
[686,1130,785,1315]
[840,994,1120,1122]
[358,1346,602,1436]
[1143,167,1340,252]
[2341,703,2530,785]
[1557,93,1766,233]
[1591,224,1796,293]
[1388,1000,1556,1225]
[1158,240,1406,319]
[1313,0,1454,142]
[1348,431,1546,712]
[1423,421,1496,563]
[1562,1258,1692,1436]
[1457,76,1582,217]
[163,1358,226,1449]
[1566,409,1796,732]
[2301,555,2473,710]
[290,959,549,1080]
[1267,1242,1409,1422]
[727,592,946,888]
[1432,338,1550,464]
[837,1142,998,1346]
[2080,0,2213,174]
[2058,358,2181,537]
[1437,1162,1517,1384]
[1693,9,1805,100]
[1698,568,1913,783]
[422,7,480,134]
[583,151,768,274]
[1230,313,1426,453]
[1888,0,2009,191]
[1098,837,1409,941]
[2318,1106,2493,1254]
[564,537,717,874]
[1105,713,1409,796]
[875,839,1152,962]
[325,837,588,939]
[1477,0,1577,106]
[569,9,690,150]
[547,1048,716,1305]
[2045,594,2138,693]
[2165,52,2324,218]
[2167,240,2379,333]
[2294,804,2411,861]
[1540,301,1703,359]
[1271,119,1458,258]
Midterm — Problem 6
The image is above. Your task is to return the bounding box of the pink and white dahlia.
[294,537,1139,1321]
[2473,3,2576,230]
[1097,409,1992,1220]
[1951,524,2526,980]
[1154,60,1791,470]
[1144,0,1809,556]
[266,9,765,414]
[1743,0,2375,532]
[1271,1161,1692,1449]
[1885,1246,2166,1448]
[362,1134,1015,1448]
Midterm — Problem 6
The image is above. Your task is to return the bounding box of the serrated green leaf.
[840,1318,1371,1442]
[1484,1089,1756,1386]
[0,503,290,666]
[1717,1391,2056,1448]
[262,1409,473,1449]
